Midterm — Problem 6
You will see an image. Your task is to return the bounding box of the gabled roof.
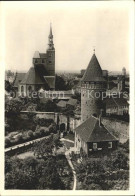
[57,100,67,108]
[13,73,26,87]
[75,116,118,142]
[20,67,45,85]
[105,97,129,108]
[82,54,105,82]
[39,53,47,58]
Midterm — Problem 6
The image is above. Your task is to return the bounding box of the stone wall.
[102,117,129,143]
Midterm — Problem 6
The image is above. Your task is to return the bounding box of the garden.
[5,135,73,190]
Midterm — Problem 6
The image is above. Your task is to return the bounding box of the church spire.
[47,23,54,50]
[49,23,53,37]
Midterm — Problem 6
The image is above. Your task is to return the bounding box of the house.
[13,72,26,93]
[66,98,78,110]
[74,115,118,155]
[105,97,129,116]
[57,100,67,110]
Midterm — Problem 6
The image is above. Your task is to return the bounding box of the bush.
[27,130,34,138]
[5,138,11,148]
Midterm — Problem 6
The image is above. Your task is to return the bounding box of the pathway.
[61,138,76,190]
[60,138,74,144]
[5,135,50,153]
[65,149,77,190]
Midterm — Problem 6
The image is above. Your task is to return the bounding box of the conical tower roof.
[82,54,105,82]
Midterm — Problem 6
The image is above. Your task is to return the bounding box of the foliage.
[5,98,24,117]
[55,75,69,90]
[5,144,72,190]
[5,80,13,92]
[75,148,129,190]
[36,100,57,112]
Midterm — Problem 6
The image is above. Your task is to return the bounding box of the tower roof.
[82,54,105,82]
[49,23,53,38]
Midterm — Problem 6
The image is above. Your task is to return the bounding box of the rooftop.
[82,54,105,82]
[75,116,118,143]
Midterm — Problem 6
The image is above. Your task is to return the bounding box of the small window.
[93,143,97,150]
[49,61,52,64]
[35,59,38,63]
[108,142,112,149]
[42,59,44,63]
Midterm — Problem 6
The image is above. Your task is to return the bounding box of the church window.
[21,86,24,92]
[28,86,32,92]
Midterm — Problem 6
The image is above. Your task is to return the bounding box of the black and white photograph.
[1,1,134,194]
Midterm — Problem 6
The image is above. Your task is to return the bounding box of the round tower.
[81,52,106,122]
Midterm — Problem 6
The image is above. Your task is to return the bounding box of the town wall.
[102,117,129,143]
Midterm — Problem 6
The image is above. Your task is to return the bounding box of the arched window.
[28,86,32,92]
[21,86,24,92]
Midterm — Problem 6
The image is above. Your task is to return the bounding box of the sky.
[0,1,133,73]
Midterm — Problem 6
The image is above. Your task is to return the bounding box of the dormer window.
[93,143,97,150]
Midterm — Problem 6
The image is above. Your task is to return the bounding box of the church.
[13,25,55,96]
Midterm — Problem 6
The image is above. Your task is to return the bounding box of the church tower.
[81,51,106,122]
[46,24,55,76]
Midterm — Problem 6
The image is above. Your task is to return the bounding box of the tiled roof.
[75,116,118,142]
[39,53,47,58]
[57,100,67,108]
[105,97,129,108]
[44,76,55,89]
[82,54,105,82]
[20,67,45,85]
[13,73,26,87]
[67,98,77,106]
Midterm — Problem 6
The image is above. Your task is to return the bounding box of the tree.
[38,156,65,190]
[5,80,13,92]
[33,136,54,159]
[36,100,57,112]
[55,75,68,90]
[5,98,23,117]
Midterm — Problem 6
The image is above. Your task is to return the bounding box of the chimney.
[99,109,103,126]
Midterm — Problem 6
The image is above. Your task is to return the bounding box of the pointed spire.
[82,53,105,82]
[47,23,54,50]
[93,46,95,54]
[49,23,53,38]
